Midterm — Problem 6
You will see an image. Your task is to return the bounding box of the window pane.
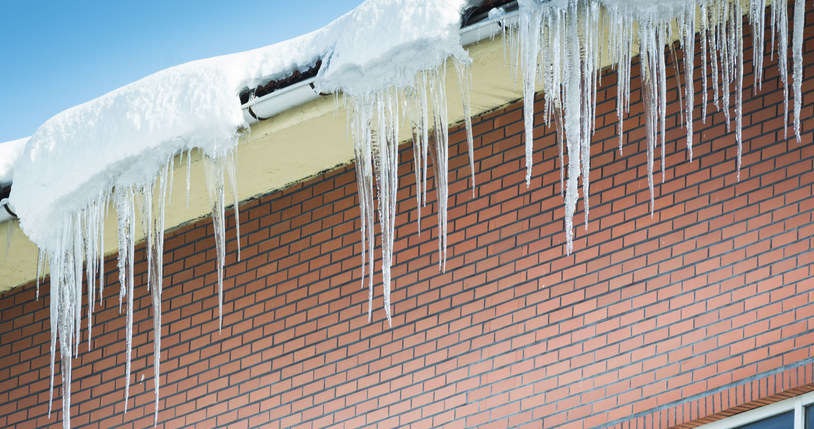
[735,410,793,429]
[806,404,814,429]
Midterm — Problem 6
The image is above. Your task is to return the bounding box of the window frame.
[698,391,814,429]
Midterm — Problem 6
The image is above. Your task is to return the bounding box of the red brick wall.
[2,4,814,429]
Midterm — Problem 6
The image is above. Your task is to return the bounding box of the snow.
[315,0,469,96]
[0,137,28,186]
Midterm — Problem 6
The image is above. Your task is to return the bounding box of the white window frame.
[698,390,814,429]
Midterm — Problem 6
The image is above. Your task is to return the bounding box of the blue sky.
[0,0,363,142]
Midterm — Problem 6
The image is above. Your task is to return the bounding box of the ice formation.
[10,17,342,429]
[314,0,473,325]
[510,0,806,253]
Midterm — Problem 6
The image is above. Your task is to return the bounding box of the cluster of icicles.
[347,59,476,325]
[38,148,239,428]
[37,0,807,427]
[508,0,806,253]
[350,0,807,323]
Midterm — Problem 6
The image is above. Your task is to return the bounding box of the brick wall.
[1,4,814,428]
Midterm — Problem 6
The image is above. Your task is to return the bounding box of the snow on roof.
[316,0,469,95]
[0,137,28,186]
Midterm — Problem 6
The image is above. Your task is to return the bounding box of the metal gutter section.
[242,77,319,124]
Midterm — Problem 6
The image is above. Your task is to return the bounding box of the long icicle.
[792,0,805,141]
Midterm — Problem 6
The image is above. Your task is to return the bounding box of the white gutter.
[241,7,517,124]
[241,77,319,124]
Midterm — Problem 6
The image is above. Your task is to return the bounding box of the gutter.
[241,77,319,124]
[240,2,518,125]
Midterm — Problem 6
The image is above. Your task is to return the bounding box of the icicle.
[563,1,582,255]
[37,140,237,428]
[167,154,175,207]
[36,249,43,300]
[47,250,57,419]
[454,61,477,196]
[793,0,805,141]
[345,59,467,322]
[701,3,710,123]
[57,221,75,429]
[429,66,449,273]
[186,148,193,208]
[519,5,542,186]
[113,186,137,414]
[201,151,240,333]
[643,70,657,217]
[373,87,399,325]
[582,1,601,229]
[85,203,95,350]
[681,5,696,161]
[99,196,106,307]
[736,0,744,180]
[658,23,668,184]
[150,162,170,427]
[751,0,767,92]
[722,1,733,133]
[774,0,790,137]
[351,97,375,322]
[72,215,82,359]
[226,151,241,261]
[609,11,635,153]
[204,155,227,332]
[555,106,565,196]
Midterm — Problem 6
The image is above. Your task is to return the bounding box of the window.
[735,411,793,429]
[805,404,814,429]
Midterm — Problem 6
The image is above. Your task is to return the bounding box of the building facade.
[1,3,813,428]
